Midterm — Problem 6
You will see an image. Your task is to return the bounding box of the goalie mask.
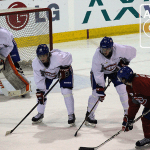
[36,44,51,64]
[100,36,113,59]
[117,66,135,84]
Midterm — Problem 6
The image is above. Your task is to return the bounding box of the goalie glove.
[59,66,70,79]
[36,89,45,105]
[122,115,133,132]
[96,85,106,102]
[118,57,130,68]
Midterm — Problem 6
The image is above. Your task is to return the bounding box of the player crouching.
[32,44,75,126]
[0,26,30,97]
[118,66,150,147]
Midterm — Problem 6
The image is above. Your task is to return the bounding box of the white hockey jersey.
[32,49,72,91]
[92,43,136,87]
[0,27,14,58]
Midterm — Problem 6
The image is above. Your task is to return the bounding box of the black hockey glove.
[36,89,45,105]
[122,115,133,132]
[96,85,106,102]
[118,57,130,68]
[59,66,70,79]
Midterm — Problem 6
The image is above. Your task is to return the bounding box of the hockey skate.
[68,114,76,127]
[85,111,97,127]
[32,113,44,124]
[136,138,150,147]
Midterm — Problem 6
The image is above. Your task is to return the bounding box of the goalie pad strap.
[0,54,6,61]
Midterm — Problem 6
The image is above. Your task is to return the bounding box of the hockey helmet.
[36,44,49,56]
[100,36,113,58]
[117,66,134,83]
[100,36,113,48]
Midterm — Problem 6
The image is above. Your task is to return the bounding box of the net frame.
[0,7,53,50]
[0,8,53,73]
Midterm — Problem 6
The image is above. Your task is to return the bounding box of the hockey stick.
[5,78,59,136]
[74,79,111,137]
[79,109,150,150]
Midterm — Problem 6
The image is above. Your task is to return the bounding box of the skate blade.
[32,119,43,124]
[69,123,76,127]
[135,143,150,148]
[85,121,96,128]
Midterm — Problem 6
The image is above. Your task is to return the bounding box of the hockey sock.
[87,90,99,118]
[61,88,74,115]
[116,84,129,114]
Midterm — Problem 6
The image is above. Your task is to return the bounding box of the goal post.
[0,7,53,71]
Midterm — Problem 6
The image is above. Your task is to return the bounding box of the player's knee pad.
[92,89,101,99]
[61,87,72,97]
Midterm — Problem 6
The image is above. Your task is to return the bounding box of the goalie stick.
[79,109,150,150]
[5,78,59,136]
[74,79,111,137]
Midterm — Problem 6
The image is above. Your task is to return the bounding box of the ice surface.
[0,33,150,150]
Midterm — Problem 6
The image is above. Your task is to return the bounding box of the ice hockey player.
[117,66,150,147]
[32,44,75,126]
[85,36,136,127]
[0,26,30,97]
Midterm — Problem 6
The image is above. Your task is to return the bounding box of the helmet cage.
[100,37,113,58]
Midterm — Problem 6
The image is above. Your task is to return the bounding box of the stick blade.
[5,130,12,136]
[74,132,78,137]
[79,147,95,150]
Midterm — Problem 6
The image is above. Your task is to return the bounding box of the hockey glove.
[118,57,130,68]
[36,89,45,105]
[59,66,70,79]
[122,115,133,132]
[96,85,106,102]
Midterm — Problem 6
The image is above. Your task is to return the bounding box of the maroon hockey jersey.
[126,74,150,120]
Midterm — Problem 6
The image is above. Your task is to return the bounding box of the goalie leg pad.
[2,55,30,96]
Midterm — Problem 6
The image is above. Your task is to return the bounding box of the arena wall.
[0,0,149,45]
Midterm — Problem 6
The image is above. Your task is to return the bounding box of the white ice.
[0,33,150,150]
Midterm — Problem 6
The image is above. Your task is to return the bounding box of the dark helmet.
[36,44,49,56]
[117,66,134,82]
[100,36,113,58]
[100,36,113,49]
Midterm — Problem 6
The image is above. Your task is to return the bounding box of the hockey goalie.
[0,27,31,97]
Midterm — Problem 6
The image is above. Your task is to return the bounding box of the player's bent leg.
[85,89,99,127]
[61,87,75,126]
[136,114,150,146]
[115,84,129,115]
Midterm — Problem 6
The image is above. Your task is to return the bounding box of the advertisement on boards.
[0,0,68,33]
[74,0,150,30]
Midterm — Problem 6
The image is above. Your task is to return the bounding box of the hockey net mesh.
[0,8,52,73]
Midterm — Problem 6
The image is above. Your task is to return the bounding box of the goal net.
[0,8,53,73]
